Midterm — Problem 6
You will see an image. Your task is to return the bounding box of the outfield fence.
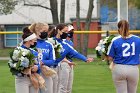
[0,30,140,34]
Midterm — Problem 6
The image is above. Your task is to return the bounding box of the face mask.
[67,32,74,38]
[40,32,48,39]
[30,42,37,48]
[60,32,67,39]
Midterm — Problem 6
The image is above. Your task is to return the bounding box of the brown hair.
[118,20,129,38]
[22,32,33,43]
[56,23,67,34]
[23,26,31,34]
[48,25,56,37]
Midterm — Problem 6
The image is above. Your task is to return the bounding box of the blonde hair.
[118,20,130,38]
[29,22,48,35]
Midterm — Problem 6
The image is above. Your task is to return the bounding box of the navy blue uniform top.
[21,45,41,73]
[36,39,55,67]
[107,35,140,65]
[54,37,87,66]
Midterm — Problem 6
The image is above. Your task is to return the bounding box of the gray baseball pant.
[59,62,74,93]
[112,64,139,93]
[15,76,38,93]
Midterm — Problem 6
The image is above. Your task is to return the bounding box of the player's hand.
[86,57,94,63]
[40,61,44,66]
[68,62,76,67]
[31,65,38,72]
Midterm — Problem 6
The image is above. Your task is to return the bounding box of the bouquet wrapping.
[41,65,56,77]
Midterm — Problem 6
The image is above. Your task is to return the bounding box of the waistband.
[15,73,30,77]
[115,63,139,66]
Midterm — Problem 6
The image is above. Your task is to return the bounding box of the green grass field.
[0,48,13,57]
[0,48,96,57]
[1,59,140,93]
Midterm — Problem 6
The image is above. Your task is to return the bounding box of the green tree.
[100,0,140,9]
[129,0,140,8]
[0,0,18,14]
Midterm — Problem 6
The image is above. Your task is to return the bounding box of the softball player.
[59,25,75,93]
[29,23,56,93]
[107,20,140,93]
[53,23,93,93]
[15,29,40,93]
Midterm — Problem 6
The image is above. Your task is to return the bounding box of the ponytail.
[118,20,129,39]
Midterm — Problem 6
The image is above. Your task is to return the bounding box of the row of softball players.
[13,23,93,93]
[30,23,93,93]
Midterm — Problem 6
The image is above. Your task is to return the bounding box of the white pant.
[112,64,139,93]
[52,67,59,93]
[59,62,74,93]
[15,76,38,93]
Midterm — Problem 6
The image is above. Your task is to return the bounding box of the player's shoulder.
[112,35,122,42]
[44,40,54,47]
[131,35,139,38]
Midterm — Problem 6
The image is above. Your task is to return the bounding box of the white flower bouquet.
[8,47,36,76]
[95,35,115,60]
[48,38,62,58]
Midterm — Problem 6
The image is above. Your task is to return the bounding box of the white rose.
[95,46,101,51]
[8,60,17,68]
[20,56,25,61]
[8,60,14,67]
[57,48,62,53]
[101,48,105,52]
[13,63,17,68]
[103,40,107,44]
[48,38,55,45]
[24,49,30,54]
[106,37,109,39]
[54,45,58,48]
[99,40,103,44]
[13,50,20,57]
[12,56,18,61]
[22,52,26,56]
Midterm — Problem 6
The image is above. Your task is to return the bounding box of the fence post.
[106,30,110,65]
[106,30,109,37]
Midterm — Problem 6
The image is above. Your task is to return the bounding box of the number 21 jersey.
[107,35,140,65]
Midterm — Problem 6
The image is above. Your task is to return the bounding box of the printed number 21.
[122,42,135,57]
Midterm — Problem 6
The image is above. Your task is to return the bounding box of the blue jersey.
[54,37,87,66]
[21,45,41,73]
[63,39,74,62]
[36,39,55,67]
[63,39,74,47]
[107,35,140,65]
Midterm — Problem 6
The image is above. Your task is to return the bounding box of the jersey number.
[122,42,135,57]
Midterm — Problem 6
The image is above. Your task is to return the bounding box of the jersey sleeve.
[42,44,56,67]
[35,63,41,74]
[66,44,87,62]
[107,41,115,58]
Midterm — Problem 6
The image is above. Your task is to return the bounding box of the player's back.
[108,35,140,65]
